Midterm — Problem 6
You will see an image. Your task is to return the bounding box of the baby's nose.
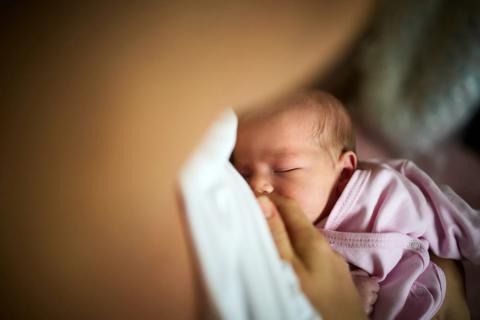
[249,174,274,196]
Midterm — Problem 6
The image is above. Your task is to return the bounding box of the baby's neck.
[313,173,353,226]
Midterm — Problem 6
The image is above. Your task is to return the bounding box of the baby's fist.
[351,269,380,315]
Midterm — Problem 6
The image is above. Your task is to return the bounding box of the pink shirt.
[316,159,480,319]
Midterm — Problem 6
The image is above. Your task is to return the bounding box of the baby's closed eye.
[273,167,302,175]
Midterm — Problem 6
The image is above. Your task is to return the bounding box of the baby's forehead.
[236,90,353,158]
[241,108,321,147]
[240,107,319,130]
[237,109,323,154]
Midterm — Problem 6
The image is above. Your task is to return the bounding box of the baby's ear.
[337,151,357,191]
[339,151,357,172]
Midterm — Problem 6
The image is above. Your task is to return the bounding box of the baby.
[232,91,480,319]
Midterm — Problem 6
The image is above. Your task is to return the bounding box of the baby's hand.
[350,269,380,315]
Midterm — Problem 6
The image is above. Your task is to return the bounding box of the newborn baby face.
[233,109,341,223]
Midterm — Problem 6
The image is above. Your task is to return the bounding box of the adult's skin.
[0,1,467,319]
[432,256,470,319]
[258,195,366,319]
[0,1,375,319]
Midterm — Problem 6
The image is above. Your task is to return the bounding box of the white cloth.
[179,109,319,320]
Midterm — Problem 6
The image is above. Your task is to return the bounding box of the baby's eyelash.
[273,168,300,174]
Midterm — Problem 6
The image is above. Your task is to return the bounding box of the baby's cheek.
[274,181,319,221]
[300,192,328,222]
[287,191,318,221]
[273,183,302,204]
[272,184,295,201]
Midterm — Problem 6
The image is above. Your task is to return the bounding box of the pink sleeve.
[384,159,480,264]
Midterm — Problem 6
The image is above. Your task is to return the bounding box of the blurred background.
[314,0,480,208]
[312,1,480,317]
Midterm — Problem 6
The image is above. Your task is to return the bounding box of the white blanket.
[179,109,319,320]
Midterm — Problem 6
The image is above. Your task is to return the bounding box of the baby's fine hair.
[241,90,356,158]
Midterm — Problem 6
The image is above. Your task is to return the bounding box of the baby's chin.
[304,209,327,225]
[304,212,321,224]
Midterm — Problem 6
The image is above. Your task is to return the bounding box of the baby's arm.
[385,159,480,263]
[351,269,380,315]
